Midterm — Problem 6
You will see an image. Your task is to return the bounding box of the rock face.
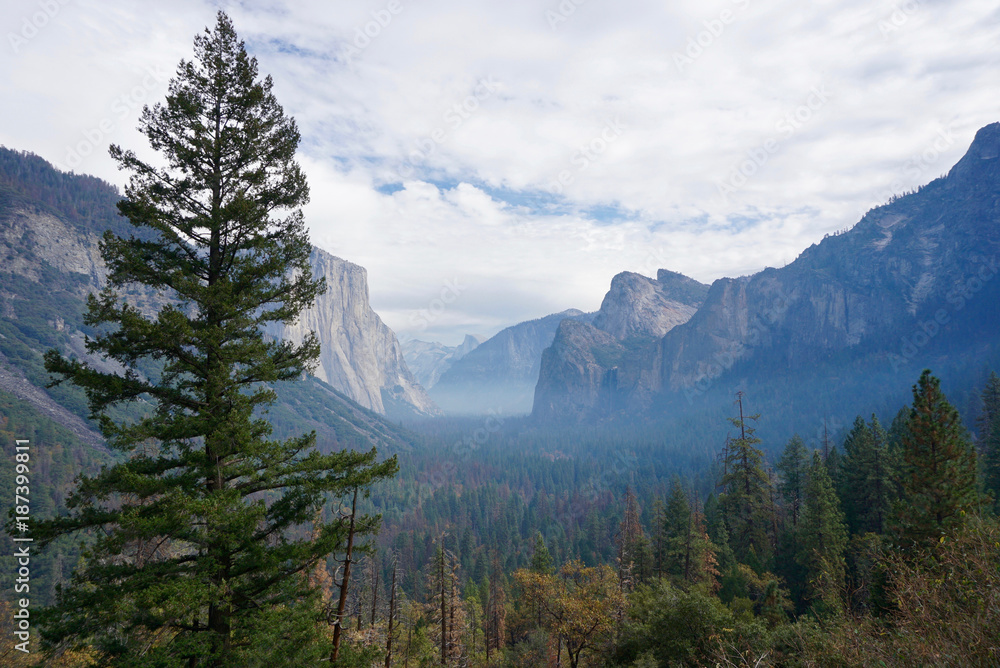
[533,123,1000,426]
[0,147,435,422]
[265,248,438,419]
[0,208,105,285]
[532,319,625,422]
[592,270,708,340]
[431,309,594,415]
[532,270,709,421]
[402,334,483,390]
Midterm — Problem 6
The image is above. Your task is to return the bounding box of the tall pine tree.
[30,13,396,665]
[892,370,978,550]
[838,415,893,536]
[796,451,848,615]
[660,476,691,580]
[776,435,809,528]
[977,372,1000,506]
[719,393,773,568]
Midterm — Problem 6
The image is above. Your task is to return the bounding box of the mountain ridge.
[532,123,1000,430]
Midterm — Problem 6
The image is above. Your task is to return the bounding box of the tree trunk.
[385,556,397,668]
[440,549,447,666]
[371,555,379,628]
[331,488,358,664]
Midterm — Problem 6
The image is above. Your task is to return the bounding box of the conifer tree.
[839,415,893,535]
[796,451,848,615]
[530,531,553,575]
[719,393,773,567]
[651,498,665,579]
[384,552,399,668]
[976,371,1000,444]
[703,493,735,574]
[776,435,809,527]
[978,372,1000,505]
[30,13,397,665]
[892,370,979,550]
[661,476,691,580]
[484,552,507,661]
[685,504,721,591]
[427,546,464,666]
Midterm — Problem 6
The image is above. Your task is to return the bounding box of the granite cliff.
[264,248,438,419]
[0,148,435,425]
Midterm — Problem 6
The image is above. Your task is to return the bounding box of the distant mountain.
[532,123,1000,437]
[402,334,483,390]
[0,146,432,433]
[533,270,709,421]
[430,309,594,415]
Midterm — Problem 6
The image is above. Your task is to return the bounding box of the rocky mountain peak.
[591,270,709,340]
[656,269,712,306]
[401,333,484,390]
[947,122,1000,183]
[455,334,485,360]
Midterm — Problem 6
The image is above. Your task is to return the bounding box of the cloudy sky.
[2,0,999,345]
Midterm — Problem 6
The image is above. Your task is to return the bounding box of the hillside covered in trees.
[313,368,999,667]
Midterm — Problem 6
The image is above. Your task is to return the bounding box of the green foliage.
[979,372,1000,507]
[891,370,979,550]
[719,395,774,567]
[796,451,847,616]
[25,13,397,665]
[776,434,809,528]
[614,581,734,667]
[838,415,894,536]
[659,476,690,579]
[795,516,1000,667]
[529,532,552,575]
[0,391,110,607]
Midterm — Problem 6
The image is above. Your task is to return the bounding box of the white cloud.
[2,0,999,345]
